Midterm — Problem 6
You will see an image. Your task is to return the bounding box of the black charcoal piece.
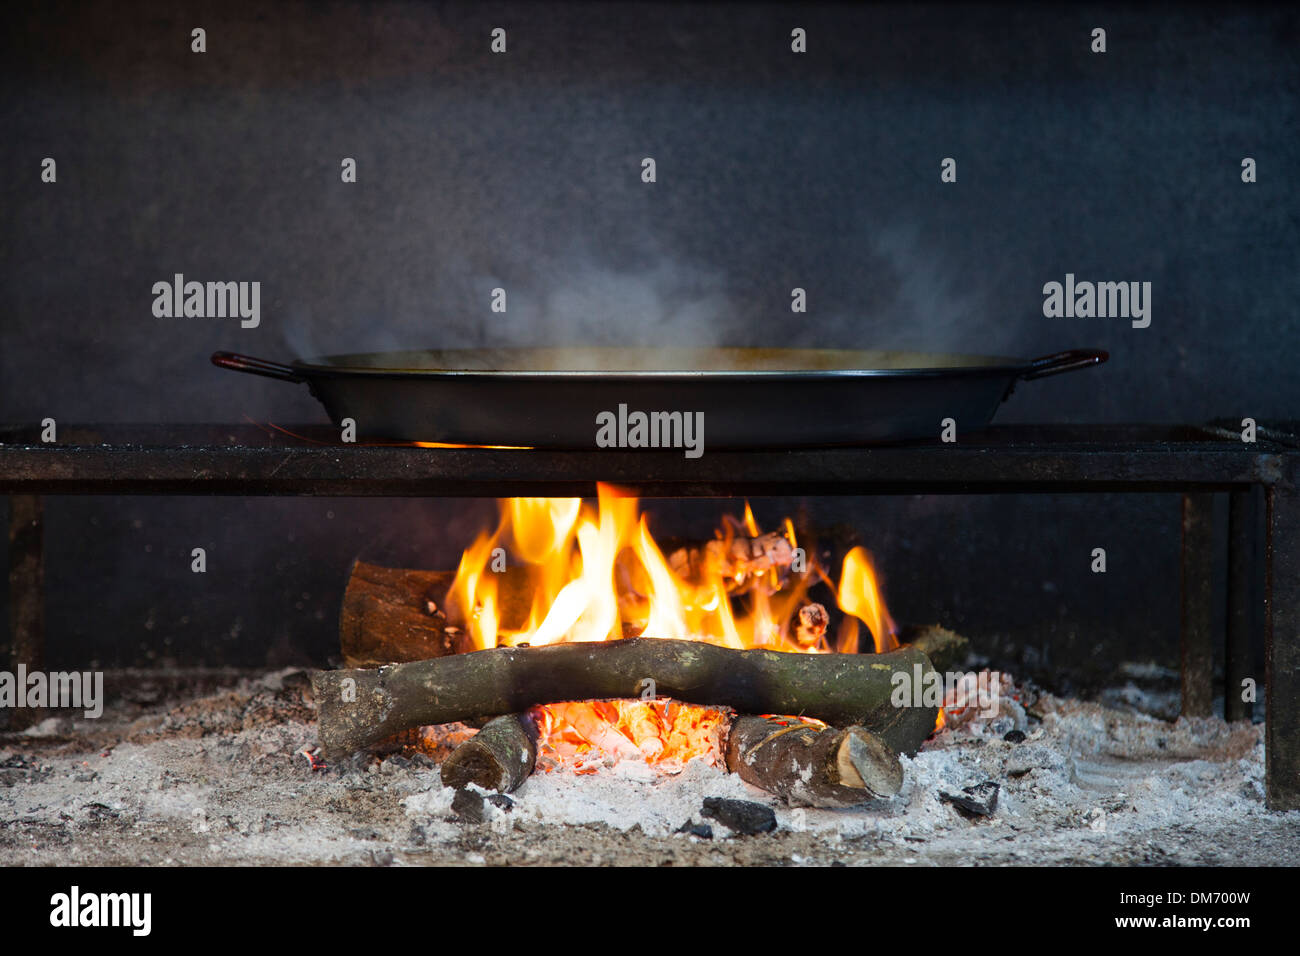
[676,820,714,839]
[451,787,485,823]
[700,797,776,835]
[939,781,1000,818]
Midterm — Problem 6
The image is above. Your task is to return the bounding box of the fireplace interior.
[2,1,1298,869]
[1,422,1297,866]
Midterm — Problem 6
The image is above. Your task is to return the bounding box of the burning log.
[341,560,592,665]
[725,715,904,807]
[339,561,470,667]
[312,638,938,761]
[794,602,829,647]
[439,713,538,793]
[667,531,799,595]
[342,555,851,663]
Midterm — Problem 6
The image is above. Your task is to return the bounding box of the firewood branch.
[725,715,903,807]
[312,638,937,762]
[439,713,538,793]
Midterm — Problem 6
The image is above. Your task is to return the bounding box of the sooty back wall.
[2,2,1295,688]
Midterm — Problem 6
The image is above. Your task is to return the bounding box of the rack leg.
[5,495,45,731]
[1225,489,1256,722]
[1265,487,1300,810]
[1180,493,1215,717]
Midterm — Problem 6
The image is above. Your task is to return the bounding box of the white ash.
[404,676,1281,853]
[1096,682,1183,721]
[2,667,1296,866]
[408,757,761,838]
[939,670,1029,737]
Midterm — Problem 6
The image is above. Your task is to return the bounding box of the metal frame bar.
[1225,488,1258,723]
[4,495,44,731]
[1266,485,1300,810]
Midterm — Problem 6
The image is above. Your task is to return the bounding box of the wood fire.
[317,489,961,807]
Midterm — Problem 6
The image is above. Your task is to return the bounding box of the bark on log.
[341,561,553,666]
[442,566,544,632]
[312,638,938,761]
[339,561,467,667]
[440,713,537,793]
[726,715,904,807]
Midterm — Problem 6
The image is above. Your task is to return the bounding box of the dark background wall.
[2,2,1295,689]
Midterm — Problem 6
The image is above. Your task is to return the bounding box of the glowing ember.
[531,700,731,775]
[447,486,899,772]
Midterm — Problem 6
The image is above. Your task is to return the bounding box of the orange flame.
[446,488,899,768]
[450,531,500,650]
[837,547,898,653]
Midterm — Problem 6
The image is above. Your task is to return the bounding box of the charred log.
[795,603,829,647]
[339,561,469,667]
[341,561,554,666]
[440,713,538,793]
[725,715,903,807]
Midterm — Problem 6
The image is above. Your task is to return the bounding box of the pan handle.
[211,351,306,384]
[1019,349,1109,381]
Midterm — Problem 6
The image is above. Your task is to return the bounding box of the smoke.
[274,230,742,361]
[487,255,737,349]
[869,224,1009,354]
[274,219,1001,365]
